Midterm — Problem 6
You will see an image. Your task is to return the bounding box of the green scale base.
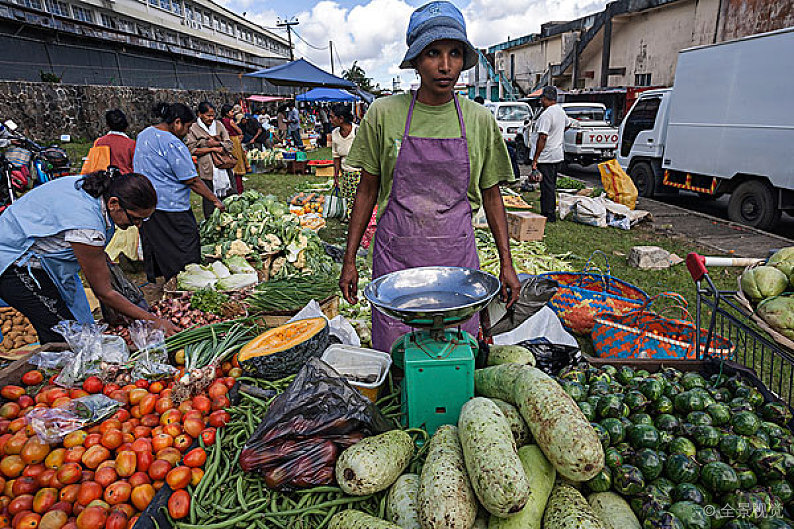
[391,329,476,435]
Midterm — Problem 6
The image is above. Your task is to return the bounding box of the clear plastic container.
[321,345,392,402]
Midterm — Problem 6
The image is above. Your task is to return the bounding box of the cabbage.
[209,261,231,279]
[757,294,794,339]
[217,273,258,291]
[741,266,788,302]
[177,267,217,291]
[223,255,256,274]
[768,247,794,278]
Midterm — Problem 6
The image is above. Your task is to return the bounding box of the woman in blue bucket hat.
[339,1,521,352]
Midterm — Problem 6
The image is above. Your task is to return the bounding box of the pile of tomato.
[0,367,236,529]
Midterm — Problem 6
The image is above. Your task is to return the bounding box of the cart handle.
[687,253,764,281]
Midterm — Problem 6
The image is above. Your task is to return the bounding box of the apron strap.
[403,91,466,139]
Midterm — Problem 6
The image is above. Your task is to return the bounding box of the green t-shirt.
[346,93,514,218]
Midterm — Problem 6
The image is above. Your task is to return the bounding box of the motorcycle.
[0,119,71,214]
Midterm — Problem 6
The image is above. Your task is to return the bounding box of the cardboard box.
[506,211,546,241]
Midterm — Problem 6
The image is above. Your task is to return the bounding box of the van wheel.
[728,180,781,230]
[630,162,656,197]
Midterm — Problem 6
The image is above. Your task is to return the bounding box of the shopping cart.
[687,252,794,405]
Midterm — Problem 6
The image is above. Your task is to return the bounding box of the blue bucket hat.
[399,1,478,71]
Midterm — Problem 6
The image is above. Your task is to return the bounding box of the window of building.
[21,0,43,10]
[149,0,157,7]
[100,13,116,28]
[203,12,210,25]
[45,0,69,16]
[171,0,181,15]
[159,0,169,10]
[635,73,652,87]
[72,5,93,22]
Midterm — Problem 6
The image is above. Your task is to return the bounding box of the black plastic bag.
[485,276,558,336]
[519,338,582,376]
[239,358,391,490]
[101,261,149,325]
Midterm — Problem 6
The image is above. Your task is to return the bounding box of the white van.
[484,101,532,143]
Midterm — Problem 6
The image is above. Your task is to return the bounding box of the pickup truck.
[517,102,618,166]
[484,101,533,143]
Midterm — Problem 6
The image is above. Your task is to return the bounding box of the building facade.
[0,0,292,90]
[488,0,794,96]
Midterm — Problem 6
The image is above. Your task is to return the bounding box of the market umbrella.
[245,59,356,89]
[295,88,359,102]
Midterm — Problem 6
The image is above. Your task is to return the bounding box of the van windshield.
[563,106,606,121]
[496,105,531,121]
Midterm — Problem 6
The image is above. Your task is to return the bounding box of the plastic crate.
[321,344,391,402]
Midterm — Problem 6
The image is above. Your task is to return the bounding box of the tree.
[342,61,379,93]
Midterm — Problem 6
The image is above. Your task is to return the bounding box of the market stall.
[0,182,793,529]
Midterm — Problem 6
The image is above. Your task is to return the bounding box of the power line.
[291,29,329,51]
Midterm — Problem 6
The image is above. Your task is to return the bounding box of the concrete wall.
[720,0,794,41]
[0,81,254,141]
[495,32,576,93]
[577,0,720,89]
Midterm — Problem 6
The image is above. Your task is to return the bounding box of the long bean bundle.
[170,376,421,529]
[248,275,338,313]
[475,230,573,275]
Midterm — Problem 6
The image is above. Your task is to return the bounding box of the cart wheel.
[727,180,781,230]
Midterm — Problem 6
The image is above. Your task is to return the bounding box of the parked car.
[617,28,794,229]
[484,101,533,143]
[516,102,618,167]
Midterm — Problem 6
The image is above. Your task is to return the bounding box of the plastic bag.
[599,159,637,210]
[102,262,149,325]
[129,321,176,381]
[492,306,581,375]
[322,186,346,219]
[28,350,74,371]
[484,275,559,336]
[289,300,360,347]
[26,394,122,443]
[53,321,129,387]
[238,358,391,490]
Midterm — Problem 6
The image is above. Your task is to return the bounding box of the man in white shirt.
[531,86,568,221]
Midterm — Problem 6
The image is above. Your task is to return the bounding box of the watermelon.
[680,373,706,391]
[626,391,650,412]
[613,464,645,496]
[672,483,706,505]
[649,477,676,499]
[665,454,700,484]
[768,480,793,504]
[695,448,721,465]
[733,466,757,489]
[605,446,624,469]
[579,401,596,422]
[686,412,712,426]
[631,413,655,426]
[592,422,611,450]
[668,437,697,457]
[633,448,664,481]
[690,425,720,448]
[759,422,786,440]
[760,402,793,425]
[655,414,680,433]
[598,394,627,419]
[639,378,664,402]
[750,449,786,481]
[651,396,675,415]
[706,403,732,426]
[732,411,761,436]
[562,381,588,402]
[700,462,740,493]
[602,418,626,445]
[617,366,636,385]
[629,424,661,450]
[668,501,710,529]
[585,467,613,493]
[642,512,685,529]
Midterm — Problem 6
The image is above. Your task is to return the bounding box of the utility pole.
[277,17,298,61]
[329,41,334,74]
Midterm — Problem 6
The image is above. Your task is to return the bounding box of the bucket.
[321,344,391,402]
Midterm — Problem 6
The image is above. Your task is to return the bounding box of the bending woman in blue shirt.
[0,170,178,342]
[134,103,224,282]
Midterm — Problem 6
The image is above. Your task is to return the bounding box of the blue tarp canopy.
[296,88,359,102]
[245,58,356,89]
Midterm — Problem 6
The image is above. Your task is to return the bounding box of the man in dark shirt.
[240,114,263,147]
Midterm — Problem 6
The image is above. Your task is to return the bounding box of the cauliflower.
[295,249,307,270]
[226,239,252,257]
[270,257,286,276]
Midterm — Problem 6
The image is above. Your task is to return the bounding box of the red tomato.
[136,450,153,473]
[208,410,230,428]
[0,386,25,400]
[182,448,207,468]
[191,396,211,415]
[134,379,149,389]
[200,428,216,447]
[168,489,190,519]
[165,466,191,490]
[82,377,104,394]
[21,371,44,386]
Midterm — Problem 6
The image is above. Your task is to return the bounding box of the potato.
[11,316,23,326]
[23,335,36,344]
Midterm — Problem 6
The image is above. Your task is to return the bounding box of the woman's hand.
[500,263,521,308]
[339,261,359,304]
[154,318,180,336]
[212,146,224,153]
[206,138,221,147]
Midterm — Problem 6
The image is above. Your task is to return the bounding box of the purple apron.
[371,91,480,352]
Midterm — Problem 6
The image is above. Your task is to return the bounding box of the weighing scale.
[364,267,500,434]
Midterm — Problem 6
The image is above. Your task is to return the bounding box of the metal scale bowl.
[364,266,500,433]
